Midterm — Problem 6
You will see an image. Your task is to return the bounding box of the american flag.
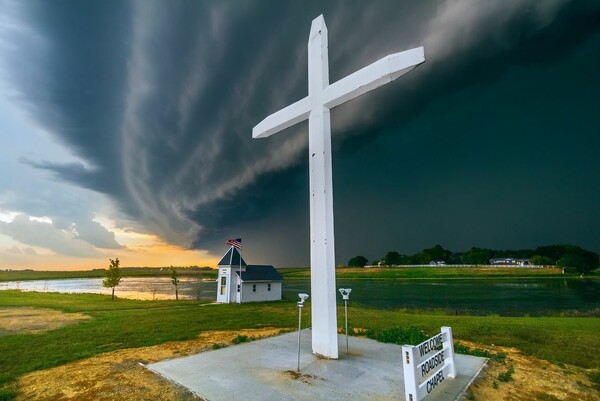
[226,237,242,249]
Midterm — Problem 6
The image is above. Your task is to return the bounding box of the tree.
[103,258,122,301]
[462,247,493,265]
[384,251,403,266]
[534,245,567,261]
[171,267,180,300]
[557,246,599,275]
[415,245,453,264]
[530,255,554,266]
[348,255,368,267]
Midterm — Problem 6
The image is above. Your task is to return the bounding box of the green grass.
[0,291,295,386]
[0,388,15,401]
[350,307,600,369]
[589,370,600,387]
[279,266,571,280]
[0,267,216,283]
[3,265,592,283]
[0,270,107,282]
[0,266,572,283]
[0,290,599,395]
[363,326,427,345]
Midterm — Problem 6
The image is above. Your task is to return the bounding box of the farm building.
[489,258,530,266]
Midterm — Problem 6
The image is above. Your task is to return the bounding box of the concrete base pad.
[147,330,486,401]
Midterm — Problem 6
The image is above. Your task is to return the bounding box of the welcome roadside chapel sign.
[253,15,425,358]
[403,327,457,401]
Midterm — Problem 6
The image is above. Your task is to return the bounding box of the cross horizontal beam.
[252,97,310,139]
[323,47,424,109]
[252,47,424,139]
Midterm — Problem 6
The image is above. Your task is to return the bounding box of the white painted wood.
[252,14,425,359]
[402,344,419,401]
[241,282,282,303]
[216,268,230,303]
[402,327,457,401]
[252,47,424,139]
[323,48,425,109]
[441,326,456,378]
[252,97,310,139]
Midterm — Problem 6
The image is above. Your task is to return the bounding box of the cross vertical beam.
[307,16,338,358]
[252,14,425,359]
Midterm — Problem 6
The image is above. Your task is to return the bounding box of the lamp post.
[338,288,352,355]
[297,293,309,371]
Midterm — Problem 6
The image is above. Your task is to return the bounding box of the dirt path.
[15,328,283,401]
[10,328,599,401]
[457,340,599,401]
[0,308,90,336]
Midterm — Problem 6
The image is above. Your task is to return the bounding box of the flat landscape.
[2,2,598,400]
[279,266,572,279]
[1,265,582,284]
[0,268,599,400]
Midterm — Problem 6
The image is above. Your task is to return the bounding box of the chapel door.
[219,276,228,302]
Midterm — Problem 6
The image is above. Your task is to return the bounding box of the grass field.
[0,267,217,283]
[279,266,575,279]
[3,266,596,284]
[1,289,598,398]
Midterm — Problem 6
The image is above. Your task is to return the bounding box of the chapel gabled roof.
[235,265,283,282]
[217,247,247,267]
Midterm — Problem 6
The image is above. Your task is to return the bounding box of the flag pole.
[239,237,242,304]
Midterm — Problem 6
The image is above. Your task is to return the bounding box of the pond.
[1,277,599,316]
[282,278,600,316]
[0,277,215,301]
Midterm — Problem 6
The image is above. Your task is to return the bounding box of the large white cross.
[253,15,425,359]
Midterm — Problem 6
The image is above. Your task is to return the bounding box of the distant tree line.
[347,244,599,274]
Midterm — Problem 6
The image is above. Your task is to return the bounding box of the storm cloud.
[1,0,598,265]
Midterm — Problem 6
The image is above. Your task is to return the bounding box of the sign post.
[297,293,309,372]
[402,326,456,401]
[338,288,352,355]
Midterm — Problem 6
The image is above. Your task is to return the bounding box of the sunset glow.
[0,1,598,270]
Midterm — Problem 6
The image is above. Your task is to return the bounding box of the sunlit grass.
[0,268,217,283]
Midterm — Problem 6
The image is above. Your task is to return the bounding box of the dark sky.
[1,0,598,267]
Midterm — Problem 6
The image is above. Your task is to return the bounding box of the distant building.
[489,258,529,266]
[216,247,283,303]
[429,261,446,266]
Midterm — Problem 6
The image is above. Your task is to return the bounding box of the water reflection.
[282,278,600,316]
[0,277,217,301]
[1,277,599,316]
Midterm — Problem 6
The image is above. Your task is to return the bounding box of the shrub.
[454,344,507,363]
[498,365,515,382]
[232,335,249,344]
[589,370,600,388]
[365,327,427,345]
